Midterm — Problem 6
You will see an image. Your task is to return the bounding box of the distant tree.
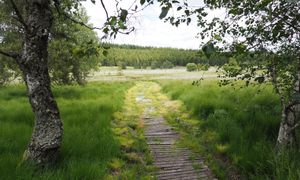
[151,61,160,69]
[161,60,174,69]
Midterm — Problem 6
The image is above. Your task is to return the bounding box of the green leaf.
[187,17,191,25]
[235,44,246,53]
[159,7,169,19]
[103,50,108,57]
[228,8,237,15]
[228,8,243,15]
[258,0,272,9]
[110,16,117,26]
[118,21,127,30]
[140,0,145,5]
[184,10,190,16]
[120,9,128,22]
[177,7,182,11]
[214,34,222,41]
[103,27,109,34]
[202,43,215,58]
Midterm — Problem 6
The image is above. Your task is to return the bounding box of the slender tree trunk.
[276,104,298,148]
[276,58,300,149]
[19,0,63,165]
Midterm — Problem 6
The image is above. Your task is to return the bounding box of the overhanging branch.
[0,49,19,59]
[53,0,103,31]
[63,13,103,31]
[100,0,109,21]
[53,0,139,38]
[9,0,28,30]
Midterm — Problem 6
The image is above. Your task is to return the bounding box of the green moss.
[109,158,125,172]
[109,82,154,179]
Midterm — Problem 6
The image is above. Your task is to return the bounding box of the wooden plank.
[141,100,215,180]
[145,132,178,136]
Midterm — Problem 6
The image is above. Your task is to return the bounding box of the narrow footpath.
[134,82,214,180]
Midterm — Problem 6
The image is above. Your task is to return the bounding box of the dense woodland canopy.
[101,44,229,68]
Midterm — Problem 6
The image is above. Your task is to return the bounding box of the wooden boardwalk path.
[144,112,213,179]
[136,86,215,180]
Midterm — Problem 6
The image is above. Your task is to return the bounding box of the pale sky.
[82,1,225,50]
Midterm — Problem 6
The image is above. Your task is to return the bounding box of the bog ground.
[1,69,300,179]
[88,66,218,81]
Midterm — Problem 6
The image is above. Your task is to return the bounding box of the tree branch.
[53,0,136,38]
[9,0,28,30]
[131,0,154,14]
[284,20,300,33]
[100,0,109,21]
[0,49,19,59]
[63,13,103,31]
[53,0,103,31]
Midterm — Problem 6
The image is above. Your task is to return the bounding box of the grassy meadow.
[159,80,300,179]
[1,68,300,179]
[0,82,133,179]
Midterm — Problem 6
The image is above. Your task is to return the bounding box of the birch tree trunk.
[276,58,300,148]
[276,104,298,148]
[19,0,63,165]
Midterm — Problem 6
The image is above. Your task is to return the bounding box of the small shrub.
[186,63,198,72]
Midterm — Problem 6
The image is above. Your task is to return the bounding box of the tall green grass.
[0,82,133,179]
[160,80,300,179]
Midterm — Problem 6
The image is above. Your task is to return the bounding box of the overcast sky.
[82,1,225,50]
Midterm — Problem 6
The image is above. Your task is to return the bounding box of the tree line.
[101,43,229,69]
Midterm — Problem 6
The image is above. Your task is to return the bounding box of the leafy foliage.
[0,0,23,85]
[154,0,300,151]
[0,1,101,85]
[0,57,19,86]
[49,8,101,85]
